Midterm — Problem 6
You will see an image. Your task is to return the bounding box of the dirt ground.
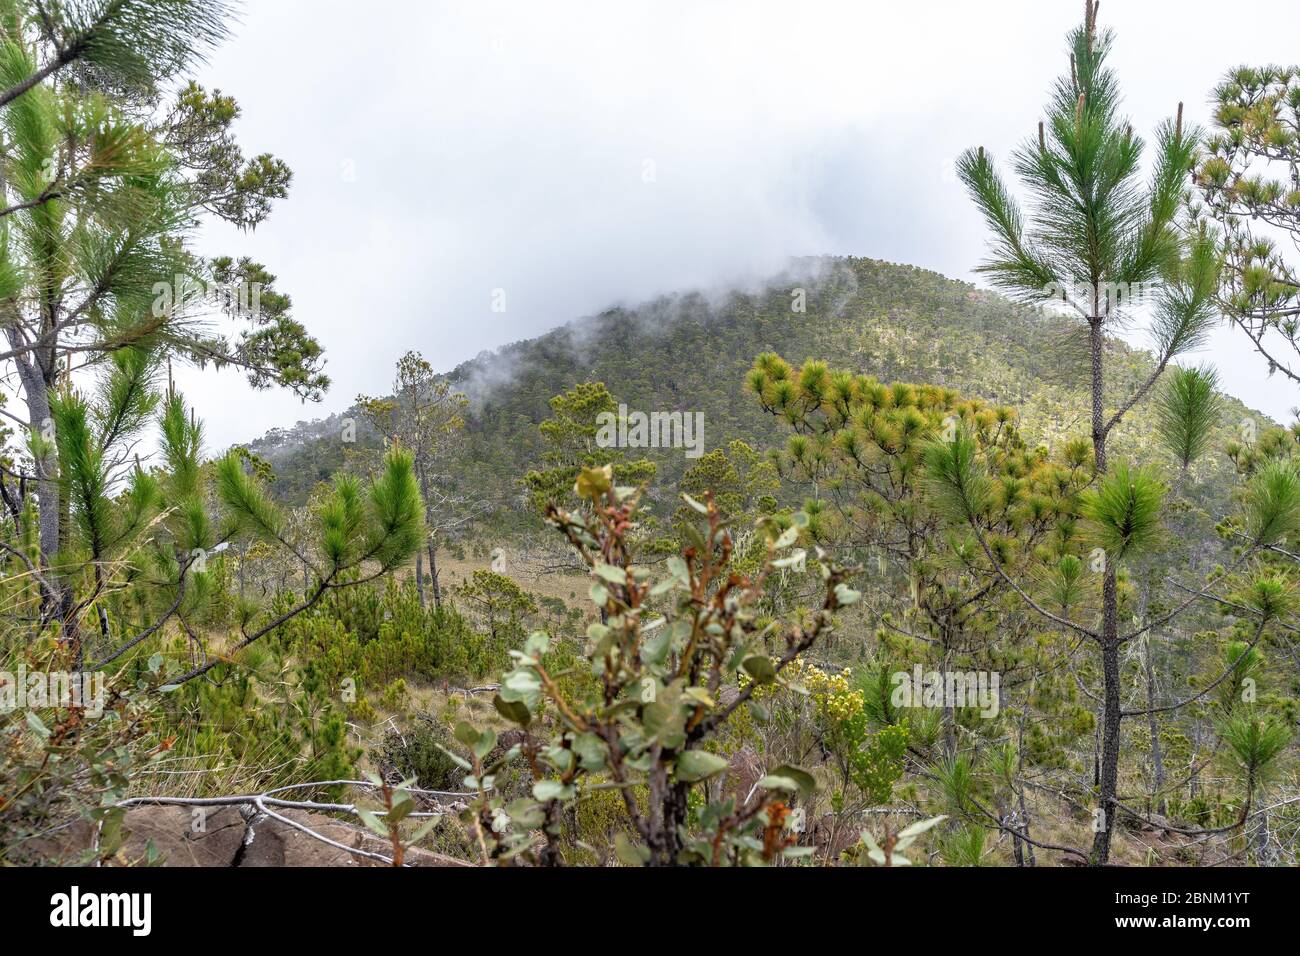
[411,551,590,607]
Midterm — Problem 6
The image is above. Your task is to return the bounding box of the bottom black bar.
[0,864,1273,943]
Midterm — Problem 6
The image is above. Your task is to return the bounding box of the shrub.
[373,714,464,792]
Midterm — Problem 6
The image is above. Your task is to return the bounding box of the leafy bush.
[373,715,464,792]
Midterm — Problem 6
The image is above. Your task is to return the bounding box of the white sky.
[177,0,1300,449]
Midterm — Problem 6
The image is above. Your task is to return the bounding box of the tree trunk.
[1189,723,1201,801]
[14,351,80,658]
[1087,314,1122,866]
[1143,635,1166,815]
[1016,694,1036,866]
[428,541,442,609]
[1241,770,1256,862]
[939,637,956,757]
[415,549,425,607]
[1092,715,1101,787]
[16,357,59,580]
[93,565,111,641]
[1092,588,1121,865]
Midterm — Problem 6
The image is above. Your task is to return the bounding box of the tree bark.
[1017,693,1036,866]
[14,355,59,578]
[414,549,425,607]
[1092,580,1121,864]
[940,639,956,757]
[1087,314,1122,866]
[428,541,442,609]
[13,349,80,658]
[1143,635,1167,815]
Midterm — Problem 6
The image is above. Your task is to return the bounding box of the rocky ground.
[34,805,469,867]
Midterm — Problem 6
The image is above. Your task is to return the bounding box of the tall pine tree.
[956,1,1222,862]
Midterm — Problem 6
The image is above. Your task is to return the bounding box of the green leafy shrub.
[373,715,465,792]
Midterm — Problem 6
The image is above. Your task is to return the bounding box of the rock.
[123,805,248,866]
[25,805,246,866]
[1138,813,1175,834]
[239,809,462,867]
[35,804,468,867]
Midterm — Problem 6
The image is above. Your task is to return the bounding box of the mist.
[175,0,1300,450]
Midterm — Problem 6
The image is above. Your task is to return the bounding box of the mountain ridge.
[245,256,1267,514]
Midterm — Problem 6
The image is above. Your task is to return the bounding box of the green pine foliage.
[1156,365,1224,471]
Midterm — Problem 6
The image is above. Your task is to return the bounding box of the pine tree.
[10,363,426,680]
[747,354,1089,762]
[359,351,473,608]
[0,0,231,114]
[522,382,655,518]
[1195,65,1300,387]
[0,1,321,643]
[954,2,1277,862]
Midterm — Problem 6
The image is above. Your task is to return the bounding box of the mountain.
[245,256,1264,519]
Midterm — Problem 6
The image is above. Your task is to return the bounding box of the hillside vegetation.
[251,256,1263,517]
[4,1,1299,872]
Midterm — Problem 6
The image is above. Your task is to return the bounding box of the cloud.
[172,0,1300,449]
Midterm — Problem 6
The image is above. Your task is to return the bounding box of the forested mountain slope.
[248,256,1264,518]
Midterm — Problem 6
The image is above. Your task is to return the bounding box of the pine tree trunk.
[1093,583,1121,864]
[1092,714,1101,787]
[1018,786,1036,866]
[415,550,425,607]
[15,352,79,657]
[940,640,956,757]
[1254,808,1271,865]
[17,358,59,584]
[1241,770,1256,862]
[1189,723,1201,800]
[1143,635,1166,815]
[93,563,110,642]
[428,542,442,609]
[1017,695,1036,866]
[1088,315,1122,866]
